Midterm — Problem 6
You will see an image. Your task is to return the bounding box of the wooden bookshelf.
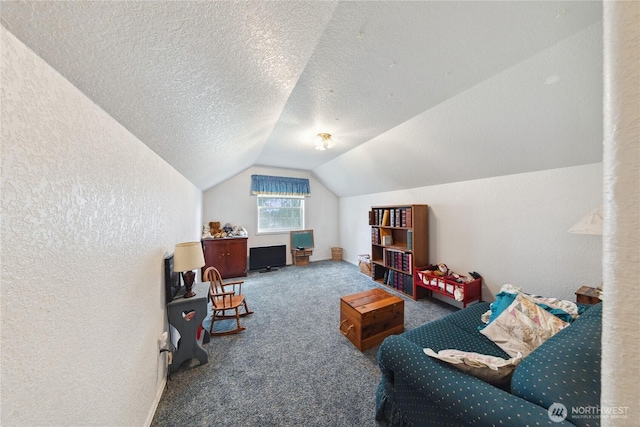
[369,204,429,300]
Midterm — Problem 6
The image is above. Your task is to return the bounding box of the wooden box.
[340,288,404,351]
[575,286,602,305]
[291,249,312,266]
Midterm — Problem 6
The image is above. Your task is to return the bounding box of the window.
[256,196,305,234]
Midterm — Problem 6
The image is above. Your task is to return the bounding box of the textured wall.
[339,163,602,302]
[602,1,640,424]
[203,166,339,263]
[1,27,202,425]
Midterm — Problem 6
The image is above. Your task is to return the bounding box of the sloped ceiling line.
[0,1,603,196]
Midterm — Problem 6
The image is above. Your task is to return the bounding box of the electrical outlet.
[158,331,172,366]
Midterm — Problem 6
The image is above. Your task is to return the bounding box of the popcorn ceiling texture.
[0,1,603,194]
[1,27,202,426]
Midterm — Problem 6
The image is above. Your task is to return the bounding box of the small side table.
[291,249,313,266]
[167,281,209,373]
[575,286,602,305]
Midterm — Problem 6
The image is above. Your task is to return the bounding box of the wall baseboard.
[145,372,167,426]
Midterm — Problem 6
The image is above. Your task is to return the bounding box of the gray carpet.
[151,260,455,427]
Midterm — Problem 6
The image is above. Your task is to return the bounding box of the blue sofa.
[376,301,602,426]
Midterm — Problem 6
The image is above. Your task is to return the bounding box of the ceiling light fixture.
[314,133,335,151]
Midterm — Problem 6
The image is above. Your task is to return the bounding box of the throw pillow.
[424,348,523,387]
[479,293,568,358]
[479,285,584,330]
[478,284,522,329]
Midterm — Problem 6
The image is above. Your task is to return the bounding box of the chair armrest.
[211,291,235,297]
[221,281,243,293]
[378,335,576,426]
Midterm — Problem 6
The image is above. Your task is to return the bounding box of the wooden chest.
[340,288,404,351]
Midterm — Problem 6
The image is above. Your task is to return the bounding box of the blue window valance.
[250,174,310,196]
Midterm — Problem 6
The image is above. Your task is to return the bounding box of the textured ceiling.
[0,1,603,196]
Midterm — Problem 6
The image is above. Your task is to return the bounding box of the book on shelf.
[379,228,392,245]
[371,228,380,245]
[381,209,390,226]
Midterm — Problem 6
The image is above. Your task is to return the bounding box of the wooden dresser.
[201,238,248,279]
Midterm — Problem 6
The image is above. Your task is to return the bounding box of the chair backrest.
[203,266,224,297]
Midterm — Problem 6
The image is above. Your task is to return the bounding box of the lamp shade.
[568,205,603,235]
[173,242,205,272]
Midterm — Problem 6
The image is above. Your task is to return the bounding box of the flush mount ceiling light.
[314,133,335,151]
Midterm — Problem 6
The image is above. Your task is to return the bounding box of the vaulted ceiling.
[0,1,603,197]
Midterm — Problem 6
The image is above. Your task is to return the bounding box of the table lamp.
[568,205,603,297]
[173,242,205,298]
[568,205,603,235]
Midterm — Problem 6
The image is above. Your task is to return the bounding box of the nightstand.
[575,286,602,305]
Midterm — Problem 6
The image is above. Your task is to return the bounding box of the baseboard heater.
[249,245,286,273]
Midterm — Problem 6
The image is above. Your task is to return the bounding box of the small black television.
[249,245,286,272]
[164,254,183,304]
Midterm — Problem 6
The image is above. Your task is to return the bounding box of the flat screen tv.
[249,245,286,273]
[164,254,183,303]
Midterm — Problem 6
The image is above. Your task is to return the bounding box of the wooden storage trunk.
[340,288,404,351]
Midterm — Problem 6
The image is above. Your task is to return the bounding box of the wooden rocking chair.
[203,267,253,336]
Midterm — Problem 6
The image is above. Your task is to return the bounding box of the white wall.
[203,166,338,264]
[1,28,202,426]
[339,163,602,302]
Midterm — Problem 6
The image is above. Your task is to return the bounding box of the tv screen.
[249,245,286,272]
[164,254,183,303]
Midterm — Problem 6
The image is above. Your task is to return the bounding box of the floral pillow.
[479,293,568,358]
[424,348,523,387]
[479,284,584,329]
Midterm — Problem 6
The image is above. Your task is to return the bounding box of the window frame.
[255,195,306,235]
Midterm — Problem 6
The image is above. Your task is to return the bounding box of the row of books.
[371,228,396,246]
[381,269,413,296]
[371,227,381,245]
[370,207,413,227]
[384,249,412,274]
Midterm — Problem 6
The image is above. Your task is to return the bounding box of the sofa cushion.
[479,293,569,358]
[377,334,578,426]
[402,302,510,359]
[511,303,601,427]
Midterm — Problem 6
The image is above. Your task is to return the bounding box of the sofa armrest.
[378,335,576,426]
